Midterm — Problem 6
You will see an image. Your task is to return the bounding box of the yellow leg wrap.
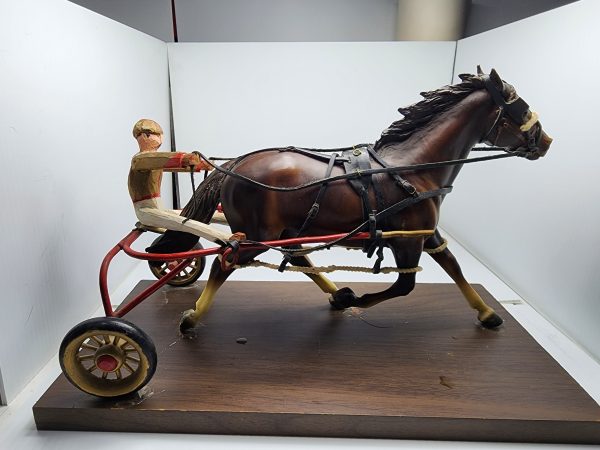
[423,238,448,254]
[455,279,496,321]
[183,277,222,327]
[305,273,339,294]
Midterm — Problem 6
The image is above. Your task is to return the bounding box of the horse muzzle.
[524,129,552,160]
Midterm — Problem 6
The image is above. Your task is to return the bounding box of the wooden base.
[34,281,600,443]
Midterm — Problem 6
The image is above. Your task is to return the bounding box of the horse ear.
[490,68,503,88]
[477,65,484,76]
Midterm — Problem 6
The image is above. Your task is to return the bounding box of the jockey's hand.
[182,153,201,167]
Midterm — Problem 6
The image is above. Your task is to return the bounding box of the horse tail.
[145,161,236,255]
[181,160,234,223]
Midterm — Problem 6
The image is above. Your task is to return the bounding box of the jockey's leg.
[136,207,232,243]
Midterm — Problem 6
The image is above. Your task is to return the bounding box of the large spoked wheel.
[59,317,157,398]
[148,238,206,287]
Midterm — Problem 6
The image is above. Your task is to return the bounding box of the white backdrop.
[444,0,600,361]
[0,0,170,403]
[3,0,597,406]
[168,42,456,282]
[169,42,456,202]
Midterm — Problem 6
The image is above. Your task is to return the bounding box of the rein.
[194,146,524,193]
[198,145,520,265]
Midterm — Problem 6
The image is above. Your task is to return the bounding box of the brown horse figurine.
[157,68,552,335]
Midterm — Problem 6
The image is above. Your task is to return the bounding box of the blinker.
[482,75,530,125]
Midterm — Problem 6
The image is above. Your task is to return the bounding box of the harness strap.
[248,187,452,259]
[279,152,338,272]
[366,145,418,197]
[296,152,338,237]
[343,147,374,222]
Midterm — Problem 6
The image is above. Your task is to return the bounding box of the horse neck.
[380,90,495,188]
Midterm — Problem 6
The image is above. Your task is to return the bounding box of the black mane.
[374,74,485,150]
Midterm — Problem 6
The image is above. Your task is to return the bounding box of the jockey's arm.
[131,152,212,172]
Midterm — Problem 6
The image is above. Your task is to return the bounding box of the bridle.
[482,75,544,160]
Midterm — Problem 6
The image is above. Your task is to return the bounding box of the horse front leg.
[329,239,421,309]
[424,230,503,329]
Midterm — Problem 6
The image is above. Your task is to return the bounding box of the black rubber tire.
[59,317,157,398]
[148,237,206,287]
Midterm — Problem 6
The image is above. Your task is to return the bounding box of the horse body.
[173,69,552,334]
[222,88,497,255]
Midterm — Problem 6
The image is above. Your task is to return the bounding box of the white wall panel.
[448,1,600,360]
[0,0,169,403]
[169,42,455,194]
[168,42,455,281]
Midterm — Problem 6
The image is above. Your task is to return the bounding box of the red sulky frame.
[99,227,414,319]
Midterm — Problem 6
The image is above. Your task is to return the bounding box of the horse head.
[474,66,552,160]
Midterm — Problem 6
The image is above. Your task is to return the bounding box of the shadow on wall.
[464,0,578,37]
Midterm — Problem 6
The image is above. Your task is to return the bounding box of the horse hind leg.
[329,239,421,310]
[179,258,232,335]
[287,246,339,295]
[424,231,503,329]
[179,248,265,335]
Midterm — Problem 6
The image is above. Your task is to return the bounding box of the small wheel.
[148,238,206,287]
[59,317,157,398]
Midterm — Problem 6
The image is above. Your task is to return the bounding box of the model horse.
[156,68,552,334]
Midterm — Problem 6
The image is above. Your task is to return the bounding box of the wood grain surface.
[33,281,600,443]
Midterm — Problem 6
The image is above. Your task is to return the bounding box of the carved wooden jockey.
[129,119,236,244]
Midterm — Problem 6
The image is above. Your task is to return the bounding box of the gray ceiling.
[68,0,577,42]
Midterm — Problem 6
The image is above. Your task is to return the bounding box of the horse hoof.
[480,312,503,329]
[329,287,357,310]
[179,309,197,335]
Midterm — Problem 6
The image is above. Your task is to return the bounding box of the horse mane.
[374,73,486,150]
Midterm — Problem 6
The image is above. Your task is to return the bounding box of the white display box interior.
[0,0,599,448]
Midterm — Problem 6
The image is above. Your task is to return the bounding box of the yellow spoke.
[87,364,97,373]
[126,355,140,364]
[91,336,103,346]
[115,369,122,379]
[77,354,95,361]
[81,343,98,351]
[122,362,135,374]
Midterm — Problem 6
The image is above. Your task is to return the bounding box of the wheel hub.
[96,354,119,372]
[94,343,125,372]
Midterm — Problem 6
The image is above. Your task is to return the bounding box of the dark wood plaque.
[33,281,600,444]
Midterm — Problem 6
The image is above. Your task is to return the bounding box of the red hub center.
[96,354,119,372]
